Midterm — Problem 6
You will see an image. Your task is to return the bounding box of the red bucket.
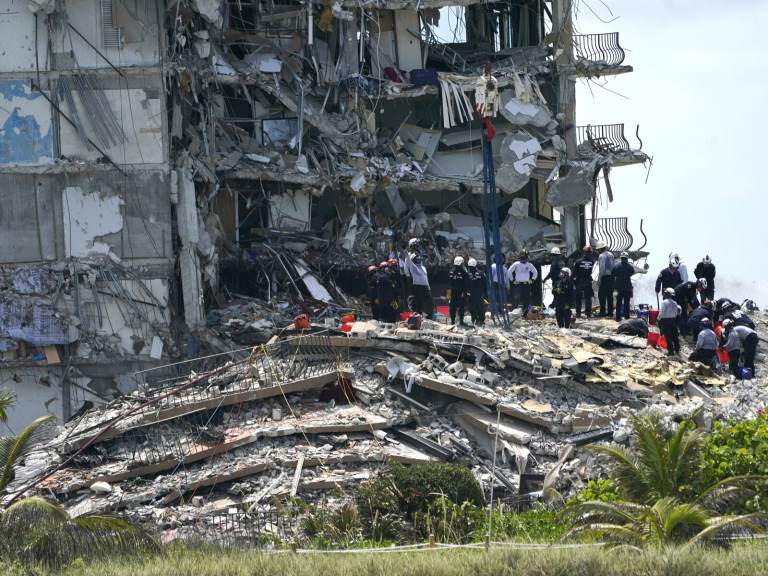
[340,322,354,333]
[717,348,730,364]
[649,309,659,326]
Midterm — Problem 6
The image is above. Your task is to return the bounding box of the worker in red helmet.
[367,264,379,320]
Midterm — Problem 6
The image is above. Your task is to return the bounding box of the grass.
[6,541,763,576]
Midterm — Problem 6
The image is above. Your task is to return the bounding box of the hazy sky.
[574,0,768,301]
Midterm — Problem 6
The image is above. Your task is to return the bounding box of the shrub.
[568,479,621,505]
[700,413,768,511]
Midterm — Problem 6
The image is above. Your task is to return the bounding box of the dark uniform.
[724,309,756,330]
[448,265,469,326]
[552,274,575,328]
[673,281,699,336]
[367,268,379,320]
[376,267,399,323]
[694,260,716,301]
[467,266,486,326]
[611,259,635,321]
[573,255,595,318]
[687,305,713,342]
[655,267,683,294]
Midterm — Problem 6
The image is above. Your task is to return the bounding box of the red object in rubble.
[648,309,659,326]
[340,322,354,332]
[293,314,310,330]
[340,313,355,324]
[400,311,413,321]
[483,118,496,140]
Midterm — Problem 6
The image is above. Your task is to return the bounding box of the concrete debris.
[4,306,767,544]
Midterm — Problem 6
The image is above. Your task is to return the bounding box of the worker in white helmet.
[596,240,615,317]
[694,255,716,300]
[506,249,537,311]
[403,237,433,319]
[543,246,564,288]
[466,258,486,326]
[448,256,469,326]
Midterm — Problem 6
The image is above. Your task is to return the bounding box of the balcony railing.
[586,217,647,253]
[573,32,626,66]
[577,123,633,155]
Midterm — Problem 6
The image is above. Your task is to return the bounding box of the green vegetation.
[0,542,753,576]
[701,412,768,511]
[562,412,766,547]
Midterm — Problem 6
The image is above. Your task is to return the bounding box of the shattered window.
[429,6,467,44]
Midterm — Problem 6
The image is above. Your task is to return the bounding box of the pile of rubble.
[5,310,766,543]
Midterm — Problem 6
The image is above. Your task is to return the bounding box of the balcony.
[572,32,632,76]
[586,217,648,255]
[576,124,648,165]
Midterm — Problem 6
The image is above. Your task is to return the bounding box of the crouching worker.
[688,317,718,366]
[553,268,575,329]
[722,320,759,379]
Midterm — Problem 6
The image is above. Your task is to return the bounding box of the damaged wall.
[0,80,54,165]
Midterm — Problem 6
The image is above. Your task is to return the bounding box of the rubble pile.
[6,309,767,543]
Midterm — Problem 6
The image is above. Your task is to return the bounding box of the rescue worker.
[673,279,706,336]
[490,258,507,305]
[694,256,716,300]
[376,261,398,323]
[669,253,689,282]
[573,246,595,318]
[714,297,738,323]
[688,317,718,367]
[596,241,615,317]
[507,249,538,312]
[552,267,575,329]
[687,300,714,343]
[724,307,756,330]
[404,238,433,319]
[611,251,635,321]
[448,256,469,326]
[655,261,683,295]
[658,287,682,356]
[543,247,563,288]
[466,258,486,326]
[387,258,404,315]
[366,264,379,320]
[722,319,759,378]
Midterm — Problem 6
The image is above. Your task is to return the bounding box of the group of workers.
[365,241,758,380]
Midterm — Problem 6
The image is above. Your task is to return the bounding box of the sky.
[573,0,768,303]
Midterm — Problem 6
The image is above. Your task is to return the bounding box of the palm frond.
[0,415,55,493]
[684,512,768,548]
[0,391,15,423]
[0,497,159,569]
[562,522,643,545]
[694,475,768,510]
[563,500,644,527]
[588,444,649,502]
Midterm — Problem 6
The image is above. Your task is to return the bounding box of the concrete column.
[552,0,582,254]
[177,162,205,328]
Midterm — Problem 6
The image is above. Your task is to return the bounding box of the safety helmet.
[454,256,465,266]
[379,261,390,268]
[703,255,711,264]
[468,258,477,267]
[550,247,561,255]
[669,252,680,261]
[620,251,629,259]
[697,278,708,289]
[408,238,419,248]
[367,265,378,273]
[387,258,398,267]
[700,317,712,326]
[670,260,680,269]
[664,288,675,296]
[722,319,733,328]
[595,240,607,250]
[560,267,571,276]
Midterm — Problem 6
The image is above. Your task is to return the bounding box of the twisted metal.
[577,124,631,155]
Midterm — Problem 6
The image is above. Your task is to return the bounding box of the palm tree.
[0,496,158,568]
[564,497,763,548]
[562,411,766,546]
[0,414,56,493]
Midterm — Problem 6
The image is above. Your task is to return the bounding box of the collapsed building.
[0,0,654,516]
[0,0,649,430]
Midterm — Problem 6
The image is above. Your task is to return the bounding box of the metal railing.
[586,217,636,252]
[577,124,632,155]
[573,32,626,66]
